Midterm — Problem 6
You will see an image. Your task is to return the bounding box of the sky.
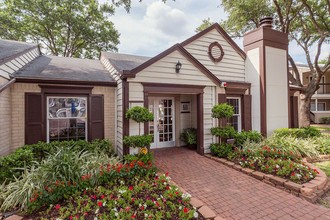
[108,0,329,64]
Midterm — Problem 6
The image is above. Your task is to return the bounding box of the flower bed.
[26,173,198,220]
[211,145,318,184]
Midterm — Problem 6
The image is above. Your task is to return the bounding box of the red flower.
[69,216,73,220]
[183,207,189,213]
[97,201,103,207]
[129,185,133,191]
[75,215,79,219]
[291,172,295,176]
[101,194,105,199]
[165,172,169,176]
[55,204,61,210]
[175,191,179,195]
[131,214,136,219]
[84,212,88,216]
[140,206,145,210]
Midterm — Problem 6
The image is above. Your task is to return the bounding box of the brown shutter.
[243,94,252,131]
[89,95,104,140]
[25,93,44,144]
[218,93,227,104]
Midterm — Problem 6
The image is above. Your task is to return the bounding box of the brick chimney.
[244,17,289,136]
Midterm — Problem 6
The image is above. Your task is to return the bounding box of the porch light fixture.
[175,61,182,73]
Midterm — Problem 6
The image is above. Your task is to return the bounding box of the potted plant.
[123,106,154,153]
[180,128,197,150]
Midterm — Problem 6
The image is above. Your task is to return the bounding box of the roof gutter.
[0,78,16,94]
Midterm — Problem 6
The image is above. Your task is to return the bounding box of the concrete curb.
[205,154,330,204]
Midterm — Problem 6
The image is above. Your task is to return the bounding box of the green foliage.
[0,140,113,184]
[210,143,233,158]
[123,135,153,148]
[0,147,120,212]
[195,18,214,32]
[320,117,330,124]
[274,127,321,139]
[0,0,119,58]
[126,106,154,123]
[314,161,330,177]
[211,126,236,139]
[315,136,330,155]
[211,103,234,119]
[234,130,263,148]
[124,152,154,165]
[27,173,196,219]
[180,128,197,145]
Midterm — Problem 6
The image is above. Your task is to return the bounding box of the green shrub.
[123,135,153,148]
[180,128,197,145]
[320,117,330,124]
[234,130,263,148]
[0,140,114,184]
[210,143,233,158]
[274,127,321,139]
[211,103,234,119]
[210,126,236,139]
[315,136,330,155]
[0,147,120,212]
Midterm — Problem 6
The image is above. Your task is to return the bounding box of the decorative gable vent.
[208,41,224,63]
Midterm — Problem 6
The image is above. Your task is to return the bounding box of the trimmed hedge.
[274,127,321,139]
[320,117,330,124]
[0,139,113,184]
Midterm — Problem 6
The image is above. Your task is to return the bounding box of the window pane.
[48,96,87,142]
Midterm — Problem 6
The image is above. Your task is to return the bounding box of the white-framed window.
[47,96,87,142]
[227,97,242,132]
[311,101,326,111]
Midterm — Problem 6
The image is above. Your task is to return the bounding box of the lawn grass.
[314,161,330,177]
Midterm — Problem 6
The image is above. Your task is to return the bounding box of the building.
[0,18,296,156]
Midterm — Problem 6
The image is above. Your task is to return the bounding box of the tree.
[195,18,214,33]
[0,0,120,58]
[199,0,329,127]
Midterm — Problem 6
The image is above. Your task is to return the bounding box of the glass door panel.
[150,97,175,149]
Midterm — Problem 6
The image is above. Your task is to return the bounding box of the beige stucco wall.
[0,80,12,156]
[92,86,116,144]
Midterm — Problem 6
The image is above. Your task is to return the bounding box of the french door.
[148,97,175,149]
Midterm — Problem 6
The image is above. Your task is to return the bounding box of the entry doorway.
[148,97,175,149]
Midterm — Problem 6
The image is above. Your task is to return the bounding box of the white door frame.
[149,97,175,149]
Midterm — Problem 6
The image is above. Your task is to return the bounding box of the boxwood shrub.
[274,127,321,139]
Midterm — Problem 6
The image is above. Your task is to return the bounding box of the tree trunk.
[298,91,314,127]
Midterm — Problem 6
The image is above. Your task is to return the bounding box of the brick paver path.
[153,147,330,220]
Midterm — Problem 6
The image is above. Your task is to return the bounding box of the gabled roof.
[122,43,222,85]
[14,55,116,85]
[101,52,150,73]
[181,23,246,60]
[0,39,38,64]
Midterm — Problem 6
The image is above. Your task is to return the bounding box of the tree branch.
[288,55,303,87]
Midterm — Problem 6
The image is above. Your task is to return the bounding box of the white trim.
[227,97,242,132]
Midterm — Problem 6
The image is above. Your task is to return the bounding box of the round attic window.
[208,41,224,63]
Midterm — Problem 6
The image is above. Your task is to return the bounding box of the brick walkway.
[153,147,330,220]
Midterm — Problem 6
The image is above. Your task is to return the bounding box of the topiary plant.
[126,106,154,135]
[124,106,154,151]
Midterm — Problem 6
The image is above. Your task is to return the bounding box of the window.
[227,97,241,131]
[47,97,87,142]
[311,102,326,111]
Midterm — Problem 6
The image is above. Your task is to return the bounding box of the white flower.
[276,165,280,169]
[182,193,191,199]
[118,189,126,194]
[115,213,118,217]
[94,218,98,220]
[55,218,63,220]
[95,208,99,214]
[103,201,107,207]
[179,206,182,210]
[194,211,198,218]
[145,213,148,218]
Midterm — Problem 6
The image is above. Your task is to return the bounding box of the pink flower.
[69,216,73,220]
[55,204,61,210]
[100,194,105,199]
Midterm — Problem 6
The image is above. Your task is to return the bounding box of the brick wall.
[11,83,41,151]
[92,86,116,144]
[0,81,12,156]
